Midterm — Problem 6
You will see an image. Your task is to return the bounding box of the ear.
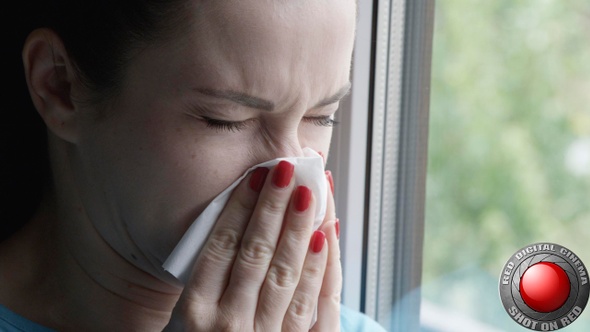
[22,28,80,143]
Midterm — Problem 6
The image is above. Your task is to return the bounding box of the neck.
[0,191,183,332]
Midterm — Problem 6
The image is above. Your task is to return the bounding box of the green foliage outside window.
[424,0,590,329]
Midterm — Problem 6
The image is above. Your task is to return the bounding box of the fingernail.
[325,170,334,194]
[335,218,340,239]
[249,167,269,192]
[311,230,326,253]
[294,186,312,212]
[272,160,294,188]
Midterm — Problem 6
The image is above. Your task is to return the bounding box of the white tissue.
[162,147,327,284]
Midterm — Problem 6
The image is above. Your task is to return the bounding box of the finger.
[255,185,318,330]
[281,229,328,332]
[184,167,269,304]
[311,219,342,331]
[220,160,296,311]
[323,170,337,226]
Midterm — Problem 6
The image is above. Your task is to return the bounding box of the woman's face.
[71,0,357,278]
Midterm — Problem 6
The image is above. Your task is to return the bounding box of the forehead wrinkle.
[194,2,292,102]
[188,0,356,112]
[195,88,275,111]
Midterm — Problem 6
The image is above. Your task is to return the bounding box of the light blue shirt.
[0,305,53,332]
[0,303,387,332]
[340,304,388,332]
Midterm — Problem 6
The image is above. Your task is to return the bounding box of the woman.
[0,0,387,331]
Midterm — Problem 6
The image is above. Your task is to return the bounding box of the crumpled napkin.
[163,147,327,284]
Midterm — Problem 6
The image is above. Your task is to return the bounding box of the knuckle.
[215,318,243,332]
[216,309,249,332]
[302,260,324,278]
[326,256,342,272]
[319,290,342,306]
[285,221,312,241]
[207,228,241,258]
[239,239,275,266]
[174,300,247,332]
[287,294,315,324]
[170,296,214,331]
[267,262,300,289]
[234,190,256,214]
[258,197,288,217]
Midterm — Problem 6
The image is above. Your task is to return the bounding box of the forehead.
[175,0,357,107]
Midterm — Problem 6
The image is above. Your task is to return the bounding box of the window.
[329,0,434,331]
[422,1,590,331]
[332,0,590,331]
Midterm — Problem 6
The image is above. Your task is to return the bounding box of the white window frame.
[328,0,435,330]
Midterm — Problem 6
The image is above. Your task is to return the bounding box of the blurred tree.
[423,0,590,329]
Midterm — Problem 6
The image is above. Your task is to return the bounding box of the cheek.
[84,103,333,267]
[81,111,253,265]
[123,119,247,241]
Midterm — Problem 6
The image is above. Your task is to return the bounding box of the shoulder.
[0,304,55,332]
[340,304,388,332]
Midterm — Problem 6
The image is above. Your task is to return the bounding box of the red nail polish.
[335,218,340,239]
[294,186,312,212]
[272,160,294,188]
[325,170,334,194]
[311,230,326,253]
[249,167,269,192]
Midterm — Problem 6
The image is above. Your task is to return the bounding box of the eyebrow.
[195,82,351,111]
[315,82,352,108]
[195,88,274,111]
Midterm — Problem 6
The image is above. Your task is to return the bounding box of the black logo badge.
[499,243,589,330]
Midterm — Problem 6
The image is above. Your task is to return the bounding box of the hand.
[309,171,341,332]
[164,161,341,331]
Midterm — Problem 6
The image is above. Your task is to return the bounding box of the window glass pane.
[423,1,590,330]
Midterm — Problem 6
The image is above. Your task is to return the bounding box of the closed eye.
[200,115,339,133]
[303,115,339,127]
[202,116,249,132]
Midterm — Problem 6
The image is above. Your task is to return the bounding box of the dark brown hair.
[2,0,192,240]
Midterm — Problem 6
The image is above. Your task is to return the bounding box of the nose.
[270,137,305,159]
[257,130,306,163]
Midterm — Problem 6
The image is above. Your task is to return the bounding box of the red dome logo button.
[499,243,589,331]
[520,262,570,313]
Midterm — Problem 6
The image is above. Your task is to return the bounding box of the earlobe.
[22,28,79,143]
